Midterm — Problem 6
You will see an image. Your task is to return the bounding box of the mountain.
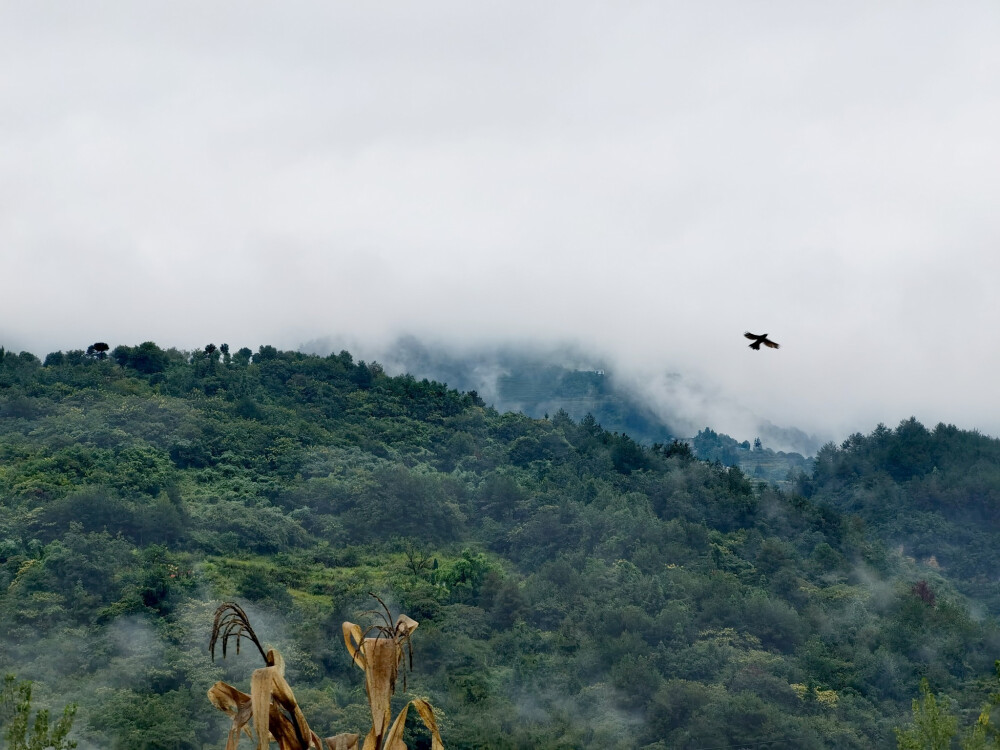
[339,335,817,479]
[692,427,813,485]
[0,343,997,748]
[340,335,678,445]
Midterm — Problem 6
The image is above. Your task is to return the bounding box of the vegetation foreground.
[3,343,1000,748]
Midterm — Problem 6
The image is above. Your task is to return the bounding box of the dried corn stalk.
[342,595,444,750]
[207,603,335,750]
[206,599,443,750]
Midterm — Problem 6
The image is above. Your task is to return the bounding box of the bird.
[744,332,779,350]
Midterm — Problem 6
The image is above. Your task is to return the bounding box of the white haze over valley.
[2,2,1000,448]
[304,334,823,454]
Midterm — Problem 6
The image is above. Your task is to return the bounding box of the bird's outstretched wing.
[744,332,779,350]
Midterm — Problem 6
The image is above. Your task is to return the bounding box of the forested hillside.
[375,338,815,482]
[1,343,999,748]
[376,337,673,448]
[801,420,1000,615]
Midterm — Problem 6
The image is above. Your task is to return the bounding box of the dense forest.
[2,343,1000,748]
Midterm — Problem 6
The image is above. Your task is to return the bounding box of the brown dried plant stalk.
[207,603,327,750]
[341,593,443,750]
[206,599,443,750]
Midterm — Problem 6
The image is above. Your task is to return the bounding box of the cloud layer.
[2,1,999,442]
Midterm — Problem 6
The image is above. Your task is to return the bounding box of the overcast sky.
[2,1,999,444]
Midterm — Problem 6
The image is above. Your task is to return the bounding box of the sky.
[2,1,999,446]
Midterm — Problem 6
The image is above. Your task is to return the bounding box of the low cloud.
[2,1,999,442]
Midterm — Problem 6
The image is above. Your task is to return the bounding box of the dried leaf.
[266,648,286,674]
[343,622,366,671]
[268,668,313,747]
[324,734,359,750]
[207,682,254,750]
[360,725,405,750]
[249,661,314,750]
[410,699,444,750]
[251,667,277,750]
[362,636,400,742]
[394,615,418,639]
[268,701,303,749]
[381,702,409,750]
[207,681,249,717]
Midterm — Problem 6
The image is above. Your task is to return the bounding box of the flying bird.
[744,332,779,350]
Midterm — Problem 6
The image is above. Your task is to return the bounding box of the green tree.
[112,341,169,375]
[88,688,208,750]
[896,678,957,750]
[233,346,253,365]
[962,661,1000,749]
[611,433,648,474]
[0,675,77,750]
[86,343,109,360]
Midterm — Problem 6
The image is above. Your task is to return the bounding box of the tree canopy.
[1,344,999,748]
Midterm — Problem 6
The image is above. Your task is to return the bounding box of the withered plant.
[207,602,333,750]
[207,599,443,750]
[341,594,443,750]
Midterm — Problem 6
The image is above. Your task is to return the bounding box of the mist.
[3,1,1000,444]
